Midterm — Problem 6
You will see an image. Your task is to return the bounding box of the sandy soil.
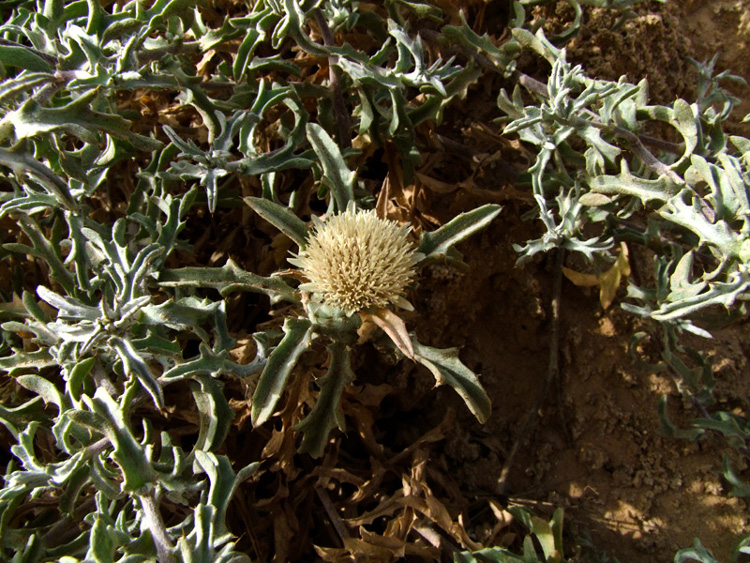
[567,0,750,136]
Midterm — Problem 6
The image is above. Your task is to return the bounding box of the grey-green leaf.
[417,204,501,264]
[157,258,298,304]
[243,196,309,250]
[295,341,355,458]
[411,334,491,423]
[190,376,234,452]
[0,45,54,72]
[306,123,355,212]
[251,317,313,426]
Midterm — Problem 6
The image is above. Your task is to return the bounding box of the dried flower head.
[290,206,419,316]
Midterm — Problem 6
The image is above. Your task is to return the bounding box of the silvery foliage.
[0,0,504,559]
[498,30,750,338]
[4,0,748,559]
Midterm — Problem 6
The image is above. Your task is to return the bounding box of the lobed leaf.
[410,334,491,424]
[306,123,355,212]
[158,258,300,304]
[296,341,355,458]
[251,317,313,426]
[243,197,309,251]
[190,375,234,452]
[417,204,502,265]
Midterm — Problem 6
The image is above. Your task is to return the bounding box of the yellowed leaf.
[598,243,631,309]
[561,267,600,287]
[562,243,630,309]
[578,192,612,206]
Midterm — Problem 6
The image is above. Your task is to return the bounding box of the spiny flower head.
[290,206,420,316]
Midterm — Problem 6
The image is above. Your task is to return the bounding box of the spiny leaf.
[417,204,501,264]
[296,341,355,458]
[243,197,309,250]
[306,123,355,212]
[190,376,234,452]
[410,334,491,424]
[251,317,313,426]
[158,258,299,304]
[5,92,162,151]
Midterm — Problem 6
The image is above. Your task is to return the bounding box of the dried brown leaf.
[313,546,354,562]
[312,466,367,489]
[349,529,406,557]
[415,171,461,194]
[350,383,393,408]
[346,402,385,458]
[273,501,300,562]
[383,508,414,543]
[361,308,414,360]
[402,494,482,551]
[388,409,454,465]
[345,489,407,527]
[348,457,388,504]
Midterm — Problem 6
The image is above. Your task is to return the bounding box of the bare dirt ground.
[414,213,750,561]
[567,0,750,137]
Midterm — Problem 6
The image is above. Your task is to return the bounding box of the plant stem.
[139,491,176,563]
[315,486,350,544]
[497,248,564,494]
[312,9,351,150]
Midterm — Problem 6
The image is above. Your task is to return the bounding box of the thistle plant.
[497,38,750,328]
[242,192,500,458]
[495,17,750,560]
